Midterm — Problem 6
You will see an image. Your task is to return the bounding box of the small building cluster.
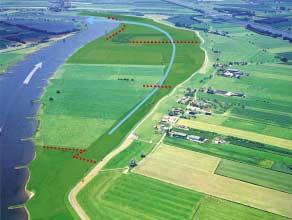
[176,88,212,119]
[207,88,245,98]
[167,130,208,143]
[217,68,245,79]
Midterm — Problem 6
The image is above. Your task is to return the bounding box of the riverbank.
[26,14,204,219]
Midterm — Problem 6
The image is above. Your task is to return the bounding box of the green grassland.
[194,196,289,220]
[27,14,204,219]
[0,51,25,73]
[78,171,203,220]
[35,64,164,148]
[196,24,292,141]
[78,170,289,220]
[216,159,292,194]
[164,136,292,175]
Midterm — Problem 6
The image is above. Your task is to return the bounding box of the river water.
[0,16,118,220]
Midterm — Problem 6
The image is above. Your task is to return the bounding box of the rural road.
[69,18,209,220]
[0,17,118,220]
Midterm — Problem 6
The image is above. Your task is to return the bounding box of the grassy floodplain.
[35,64,165,148]
[27,13,204,219]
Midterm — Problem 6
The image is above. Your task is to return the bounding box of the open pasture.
[36,64,164,148]
[77,171,204,220]
[135,144,292,218]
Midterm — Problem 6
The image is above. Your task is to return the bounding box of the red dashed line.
[130,40,198,45]
[105,24,127,41]
[143,84,172,89]
[107,16,121,21]
[42,145,96,164]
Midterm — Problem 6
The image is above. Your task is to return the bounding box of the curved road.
[0,17,118,220]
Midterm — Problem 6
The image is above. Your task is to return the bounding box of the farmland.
[215,159,292,194]
[78,170,290,220]
[77,171,204,220]
[194,24,292,141]
[177,119,292,150]
[134,144,292,218]
[27,14,204,219]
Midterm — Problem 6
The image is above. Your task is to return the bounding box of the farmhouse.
[207,88,245,98]
[169,131,187,139]
[187,135,207,143]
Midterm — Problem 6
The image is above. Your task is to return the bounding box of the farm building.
[187,135,207,143]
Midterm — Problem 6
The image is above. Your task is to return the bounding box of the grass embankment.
[0,51,25,73]
[27,14,204,219]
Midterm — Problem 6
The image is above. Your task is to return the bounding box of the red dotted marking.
[130,40,198,45]
[42,145,82,152]
[107,16,121,21]
[143,84,172,89]
[105,25,127,41]
[42,145,96,164]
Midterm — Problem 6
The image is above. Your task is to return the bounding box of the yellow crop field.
[178,119,292,150]
[135,144,292,218]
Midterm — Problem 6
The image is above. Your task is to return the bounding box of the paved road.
[108,20,176,135]
[0,17,118,220]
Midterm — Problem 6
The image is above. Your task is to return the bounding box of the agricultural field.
[134,144,292,218]
[77,171,204,220]
[195,24,292,142]
[78,170,290,220]
[177,119,292,150]
[215,159,292,194]
[27,14,204,219]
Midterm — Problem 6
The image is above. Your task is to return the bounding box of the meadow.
[196,24,292,141]
[216,159,292,194]
[135,144,292,218]
[78,170,290,220]
[28,14,204,219]
[78,171,204,220]
[35,64,164,148]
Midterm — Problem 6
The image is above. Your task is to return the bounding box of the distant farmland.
[135,144,292,218]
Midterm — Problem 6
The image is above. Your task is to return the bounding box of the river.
[0,16,118,220]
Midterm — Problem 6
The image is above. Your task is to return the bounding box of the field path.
[68,18,208,220]
[68,133,136,220]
